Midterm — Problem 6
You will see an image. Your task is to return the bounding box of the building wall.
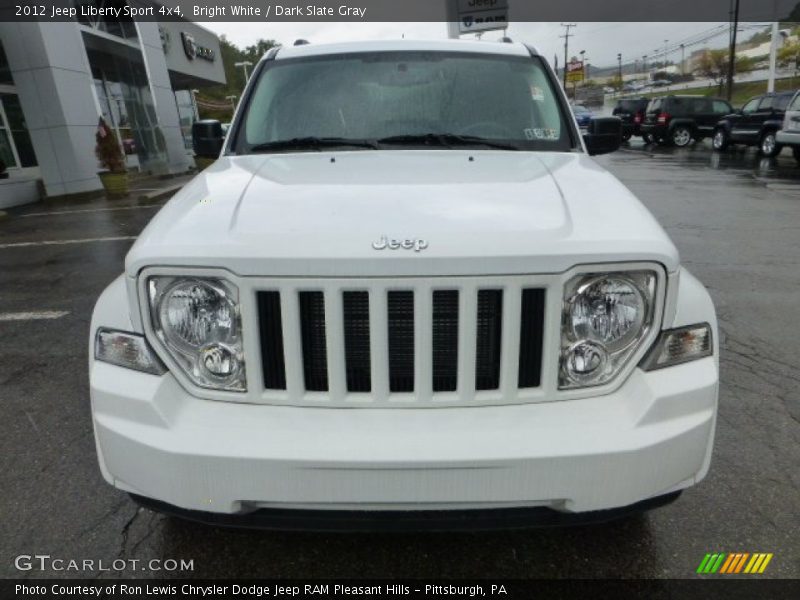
[0,22,103,197]
[0,18,224,201]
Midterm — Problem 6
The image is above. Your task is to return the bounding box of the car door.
[730,97,762,142]
[692,98,715,137]
[777,92,800,147]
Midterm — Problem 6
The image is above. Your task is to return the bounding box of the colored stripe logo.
[697,553,773,574]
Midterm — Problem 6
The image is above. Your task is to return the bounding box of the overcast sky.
[202,21,769,69]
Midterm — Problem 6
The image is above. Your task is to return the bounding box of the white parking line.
[0,311,70,321]
[20,204,162,218]
[0,236,137,249]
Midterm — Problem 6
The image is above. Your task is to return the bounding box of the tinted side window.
[667,97,687,115]
[776,94,792,111]
[712,100,731,114]
[690,98,710,113]
[741,98,761,114]
[758,96,774,111]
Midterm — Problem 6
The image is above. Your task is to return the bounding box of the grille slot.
[475,289,503,390]
[518,288,546,388]
[298,291,328,392]
[257,291,286,390]
[432,290,459,392]
[343,291,371,392]
[387,291,415,392]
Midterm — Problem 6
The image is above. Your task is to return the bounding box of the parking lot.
[1,140,798,579]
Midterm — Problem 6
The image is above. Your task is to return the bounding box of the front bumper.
[91,356,718,518]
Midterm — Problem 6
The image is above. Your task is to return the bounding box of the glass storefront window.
[74,0,137,40]
[2,95,38,167]
[174,90,196,150]
[0,42,12,85]
[85,37,167,171]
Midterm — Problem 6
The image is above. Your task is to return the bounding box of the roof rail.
[293,39,310,46]
[500,37,513,43]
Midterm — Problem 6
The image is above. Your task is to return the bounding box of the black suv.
[612,97,649,141]
[642,95,733,147]
[712,91,795,157]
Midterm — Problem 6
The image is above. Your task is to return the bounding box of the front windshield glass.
[233,51,575,153]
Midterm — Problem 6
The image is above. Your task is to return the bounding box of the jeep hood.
[126,151,679,277]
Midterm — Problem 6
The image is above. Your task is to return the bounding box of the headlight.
[147,277,246,391]
[560,270,657,389]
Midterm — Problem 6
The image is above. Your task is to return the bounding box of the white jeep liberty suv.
[90,39,718,529]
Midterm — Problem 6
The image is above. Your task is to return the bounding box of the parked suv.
[642,95,732,147]
[612,97,649,141]
[712,91,795,157]
[89,40,718,530]
[776,90,800,163]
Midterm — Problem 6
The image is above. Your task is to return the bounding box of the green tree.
[198,36,278,119]
[696,49,755,95]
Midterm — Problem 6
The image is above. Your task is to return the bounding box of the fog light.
[199,343,239,379]
[562,340,608,384]
[640,323,712,371]
[95,328,166,375]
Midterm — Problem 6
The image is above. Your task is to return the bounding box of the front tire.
[712,128,729,151]
[759,131,781,158]
[642,133,655,144]
[622,132,632,142]
[672,126,693,147]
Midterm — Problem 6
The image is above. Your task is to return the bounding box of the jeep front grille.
[257,283,545,406]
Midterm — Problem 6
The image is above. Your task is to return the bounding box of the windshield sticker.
[530,86,545,102]
[525,128,559,141]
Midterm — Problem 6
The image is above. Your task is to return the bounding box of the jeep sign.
[457,0,509,34]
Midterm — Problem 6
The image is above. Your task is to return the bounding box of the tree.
[197,36,278,119]
[778,42,800,68]
[696,49,755,95]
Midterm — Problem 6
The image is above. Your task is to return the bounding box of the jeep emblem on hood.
[372,235,429,252]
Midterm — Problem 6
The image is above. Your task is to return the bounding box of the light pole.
[680,44,686,75]
[663,39,669,68]
[234,60,253,85]
[617,53,623,90]
[225,95,237,113]
[579,50,586,84]
[643,55,648,74]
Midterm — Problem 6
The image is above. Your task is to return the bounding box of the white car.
[776,90,800,164]
[90,40,718,529]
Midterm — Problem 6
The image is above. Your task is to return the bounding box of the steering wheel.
[456,121,518,139]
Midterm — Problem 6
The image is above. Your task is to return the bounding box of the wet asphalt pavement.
[1,140,798,580]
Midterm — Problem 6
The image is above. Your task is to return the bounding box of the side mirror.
[192,120,224,159]
[583,117,622,156]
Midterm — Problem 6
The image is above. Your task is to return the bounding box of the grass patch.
[634,77,799,107]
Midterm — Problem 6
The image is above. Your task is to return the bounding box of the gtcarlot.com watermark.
[14,554,194,573]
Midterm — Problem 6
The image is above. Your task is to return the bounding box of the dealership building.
[0,7,225,207]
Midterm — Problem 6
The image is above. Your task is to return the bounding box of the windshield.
[232,51,575,153]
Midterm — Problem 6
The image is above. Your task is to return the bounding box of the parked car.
[572,104,593,128]
[712,91,796,157]
[651,79,672,88]
[612,97,650,141]
[775,90,800,163]
[642,95,733,147]
[89,39,718,530]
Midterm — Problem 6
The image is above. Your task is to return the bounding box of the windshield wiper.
[376,133,520,151]
[249,137,379,153]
